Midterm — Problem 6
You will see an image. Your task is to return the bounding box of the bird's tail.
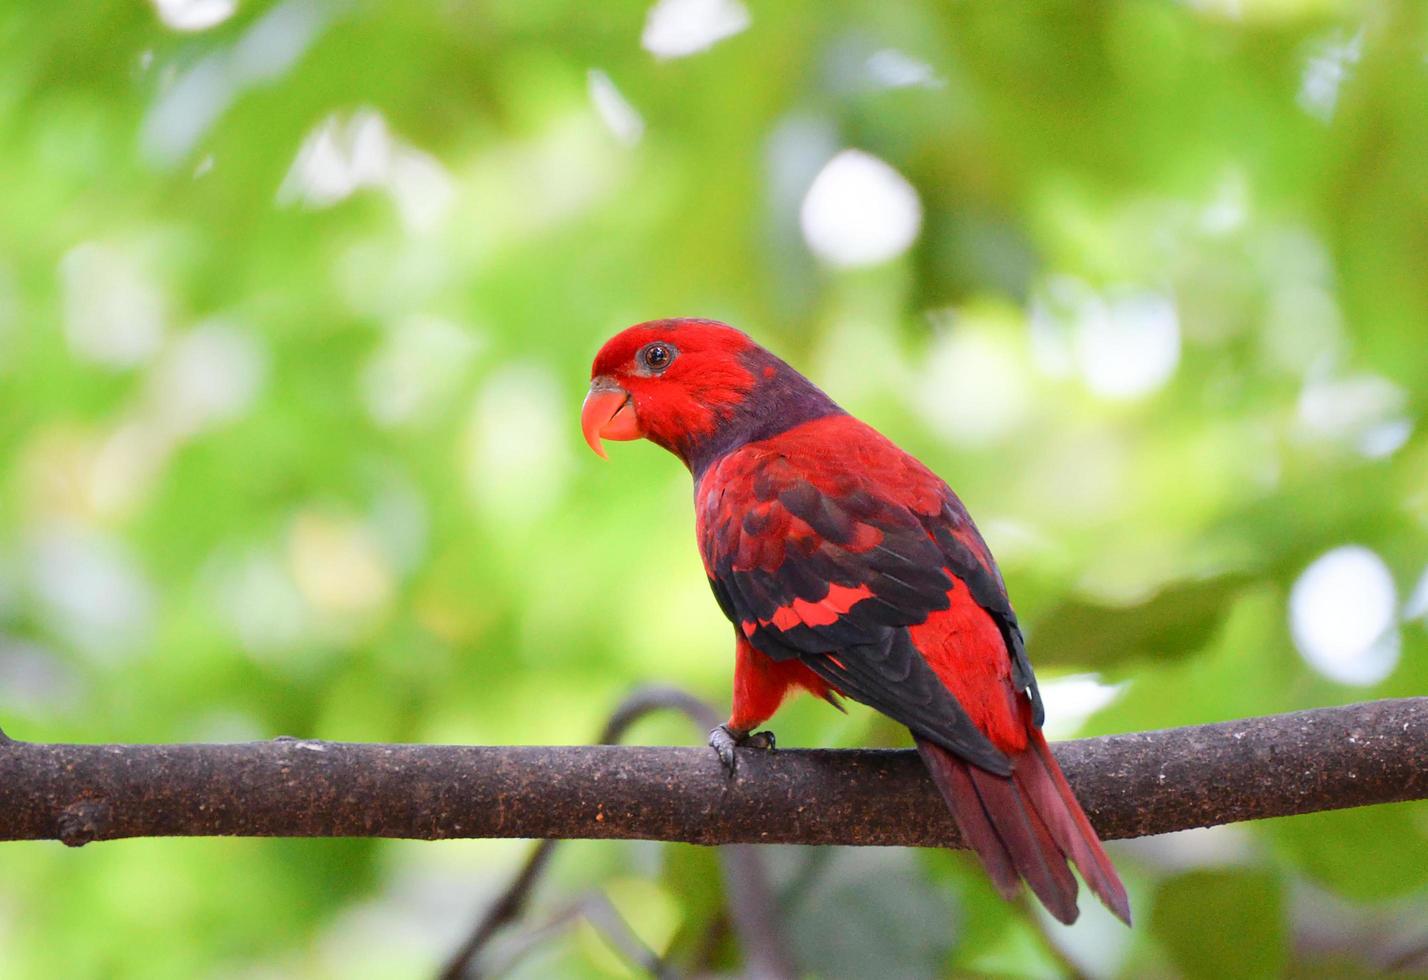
[915,729,1130,926]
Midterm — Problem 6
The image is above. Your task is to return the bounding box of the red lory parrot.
[581,318,1129,925]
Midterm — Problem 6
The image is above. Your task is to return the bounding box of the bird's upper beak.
[581,378,642,459]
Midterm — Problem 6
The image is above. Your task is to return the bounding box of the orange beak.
[581,379,642,459]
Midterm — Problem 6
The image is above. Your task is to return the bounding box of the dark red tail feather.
[1022,728,1130,923]
[916,733,1131,926]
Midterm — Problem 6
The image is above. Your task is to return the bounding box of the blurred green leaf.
[1030,573,1254,669]
[1150,870,1287,980]
[659,843,730,971]
[1263,802,1428,902]
[786,848,956,979]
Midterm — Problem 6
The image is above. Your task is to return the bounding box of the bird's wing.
[698,424,1040,774]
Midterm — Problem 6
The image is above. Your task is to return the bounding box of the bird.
[580,317,1130,926]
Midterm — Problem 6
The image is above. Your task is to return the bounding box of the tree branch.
[1,699,1423,847]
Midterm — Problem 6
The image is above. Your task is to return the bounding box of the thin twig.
[1380,934,1428,974]
[597,689,795,980]
[473,893,672,979]
[580,892,674,978]
[437,840,559,980]
[438,686,794,980]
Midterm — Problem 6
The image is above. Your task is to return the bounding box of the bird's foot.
[708,724,776,774]
[744,729,776,751]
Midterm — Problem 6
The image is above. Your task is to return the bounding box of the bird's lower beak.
[581,382,642,459]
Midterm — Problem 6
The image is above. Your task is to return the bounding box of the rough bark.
[1,698,1423,848]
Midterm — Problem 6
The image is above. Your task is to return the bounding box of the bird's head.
[582,318,842,471]
[581,318,761,461]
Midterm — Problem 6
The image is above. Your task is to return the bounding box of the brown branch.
[1,699,1424,848]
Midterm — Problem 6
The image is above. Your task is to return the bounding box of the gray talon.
[709,725,740,773]
[708,724,778,774]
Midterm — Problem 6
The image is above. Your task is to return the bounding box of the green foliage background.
[2,1,1426,976]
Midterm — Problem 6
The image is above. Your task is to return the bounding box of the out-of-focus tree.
[0,0,1424,976]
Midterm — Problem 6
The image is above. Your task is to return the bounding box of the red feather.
[728,635,830,731]
[911,579,1026,753]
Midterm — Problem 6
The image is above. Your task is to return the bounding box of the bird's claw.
[708,724,777,774]
[745,729,776,751]
[709,725,739,772]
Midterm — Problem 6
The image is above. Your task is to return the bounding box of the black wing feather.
[702,453,1035,769]
[803,633,1011,775]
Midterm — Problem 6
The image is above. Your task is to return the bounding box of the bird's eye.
[640,343,674,372]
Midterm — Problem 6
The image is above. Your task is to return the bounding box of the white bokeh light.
[1290,546,1400,686]
[1031,277,1181,399]
[799,149,922,268]
[279,111,393,205]
[864,49,944,90]
[1402,565,1428,623]
[141,55,233,165]
[278,109,453,234]
[1116,824,1257,872]
[911,320,1031,447]
[1299,30,1363,122]
[1037,673,1127,741]
[360,316,481,429]
[0,637,84,714]
[151,0,236,32]
[59,243,167,369]
[462,365,571,524]
[1296,371,1412,459]
[28,524,155,661]
[1075,288,1181,399]
[206,545,310,660]
[230,0,325,84]
[1199,168,1250,236]
[1261,283,1344,376]
[1028,275,1084,379]
[142,0,329,165]
[765,115,839,227]
[367,471,430,576]
[588,70,645,146]
[641,0,750,59]
[149,320,267,438]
